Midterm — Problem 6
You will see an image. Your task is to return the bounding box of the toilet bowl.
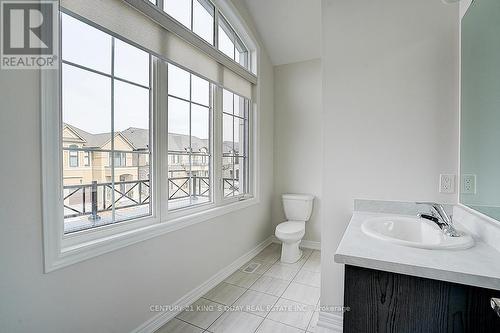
[275,194,314,263]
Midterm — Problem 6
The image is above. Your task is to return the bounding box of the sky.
[61,12,212,141]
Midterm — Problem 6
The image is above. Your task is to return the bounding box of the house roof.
[64,124,233,153]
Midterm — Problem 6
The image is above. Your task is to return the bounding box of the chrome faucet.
[416,202,462,237]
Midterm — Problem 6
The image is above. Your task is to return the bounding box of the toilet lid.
[276,221,305,235]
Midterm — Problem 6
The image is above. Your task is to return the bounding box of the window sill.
[46,196,259,272]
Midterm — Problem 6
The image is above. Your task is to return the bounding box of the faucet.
[416,202,462,237]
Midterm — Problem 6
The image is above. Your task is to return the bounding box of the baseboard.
[131,236,273,333]
[271,236,321,250]
[300,239,321,250]
[317,311,343,332]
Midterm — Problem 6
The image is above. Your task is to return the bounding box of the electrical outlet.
[461,174,476,194]
[439,174,456,194]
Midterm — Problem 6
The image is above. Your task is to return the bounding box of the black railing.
[64,176,241,221]
[168,176,210,200]
[223,178,240,197]
[63,179,150,220]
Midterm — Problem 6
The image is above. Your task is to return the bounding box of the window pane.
[168,97,190,151]
[193,0,214,44]
[234,117,247,157]
[234,94,247,118]
[223,114,233,154]
[168,153,190,201]
[222,156,234,197]
[168,64,190,100]
[61,15,155,233]
[114,80,150,135]
[218,21,235,59]
[62,13,111,73]
[191,75,210,106]
[164,0,192,28]
[235,36,248,68]
[114,152,151,222]
[223,89,233,114]
[114,39,150,86]
[235,157,246,196]
[63,153,110,233]
[191,104,210,152]
[62,64,111,139]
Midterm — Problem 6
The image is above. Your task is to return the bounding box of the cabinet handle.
[491,298,500,318]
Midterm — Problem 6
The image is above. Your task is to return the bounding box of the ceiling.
[243,0,321,66]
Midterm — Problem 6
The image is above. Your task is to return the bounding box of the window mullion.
[213,85,223,205]
[110,37,116,222]
[155,59,168,220]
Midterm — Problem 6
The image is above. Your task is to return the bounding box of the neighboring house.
[62,123,151,187]
[62,123,241,218]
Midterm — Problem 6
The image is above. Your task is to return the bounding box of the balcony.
[63,177,240,233]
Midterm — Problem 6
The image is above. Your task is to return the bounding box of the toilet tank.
[282,194,314,221]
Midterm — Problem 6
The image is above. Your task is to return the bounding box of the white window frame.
[41,8,259,272]
[123,0,258,79]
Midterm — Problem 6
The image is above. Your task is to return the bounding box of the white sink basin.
[361,216,474,250]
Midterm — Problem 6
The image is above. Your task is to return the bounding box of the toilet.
[275,194,314,263]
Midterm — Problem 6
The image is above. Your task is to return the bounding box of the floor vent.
[242,262,261,273]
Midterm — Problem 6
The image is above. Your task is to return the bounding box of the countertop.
[334,211,500,290]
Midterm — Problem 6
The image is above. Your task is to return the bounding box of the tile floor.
[156,243,326,333]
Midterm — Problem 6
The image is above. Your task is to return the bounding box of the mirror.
[461,0,500,220]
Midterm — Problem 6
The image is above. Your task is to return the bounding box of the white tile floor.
[156,243,324,333]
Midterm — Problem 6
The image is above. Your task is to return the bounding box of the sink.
[361,216,474,250]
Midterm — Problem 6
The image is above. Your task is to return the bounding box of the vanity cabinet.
[344,265,500,333]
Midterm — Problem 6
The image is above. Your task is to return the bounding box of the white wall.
[320,0,459,311]
[273,59,322,242]
[0,1,274,332]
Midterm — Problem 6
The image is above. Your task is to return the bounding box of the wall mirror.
[461,0,500,221]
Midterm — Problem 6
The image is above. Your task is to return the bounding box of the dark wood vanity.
[343,265,500,333]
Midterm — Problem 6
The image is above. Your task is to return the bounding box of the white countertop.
[334,211,500,290]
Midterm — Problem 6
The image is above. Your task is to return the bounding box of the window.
[222,89,249,198]
[42,6,256,271]
[111,152,127,167]
[164,0,215,45]
[61,13,152,234]
[167,64,212,210]
[147,0,253,71]
[218,14,248,68]
[83,151,90,166]
[68,145,79,167]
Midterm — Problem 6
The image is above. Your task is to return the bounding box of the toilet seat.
[275,221,305,240]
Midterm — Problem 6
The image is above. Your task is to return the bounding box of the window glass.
[61,13,151,234]
[167,63,212,210]
[222,89,249,198]
[114,39,150,86]
[193,0,214,44]
[235,36,248,68]
[62,14,112,74]
[164,0,191,28]
[168,64,190,100]
[218,22,234,59]
[217,13,249,68]
[69,146,79,167]
[191,75,210,106]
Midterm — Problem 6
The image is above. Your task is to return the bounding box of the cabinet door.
[344,265,500,333]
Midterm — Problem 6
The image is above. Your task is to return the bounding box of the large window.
[42,5,256,271]
[61,13,152,234]
[167,64,212,210]
[153,0,250,71]
[163,0,215,45]
[222,89,249,198]
[218,14,248,68]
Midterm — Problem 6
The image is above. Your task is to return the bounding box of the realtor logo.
[1,0,58,69]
